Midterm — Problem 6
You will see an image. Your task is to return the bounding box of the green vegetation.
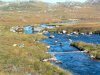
[59,24,100,34]
[71,42,100,59]
[45,28,58,33]
[47,24,100,34]
[0,26,71,75]
[0,1,99,75]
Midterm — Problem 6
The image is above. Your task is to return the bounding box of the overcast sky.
[1,0,87,3]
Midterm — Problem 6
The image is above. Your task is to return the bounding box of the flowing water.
[40,33,100,75]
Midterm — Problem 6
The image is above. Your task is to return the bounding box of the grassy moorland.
[0,26,71,75]
[0,1,100,26]
[0,11,60,26]
[47,23,100,34]
[0,1,99,75]
[71,42,100,59]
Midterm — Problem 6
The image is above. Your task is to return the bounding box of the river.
[40,33,100,75]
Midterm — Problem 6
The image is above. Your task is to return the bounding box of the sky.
[1,0,87,3]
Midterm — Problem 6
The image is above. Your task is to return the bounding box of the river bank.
[41,32,100,75]
[0,26,71,75]
[71,42,100,60]
[46,23,100,35]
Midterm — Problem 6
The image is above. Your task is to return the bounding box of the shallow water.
[40,33,100,75]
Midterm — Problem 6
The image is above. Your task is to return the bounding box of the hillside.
[0,1,99,26]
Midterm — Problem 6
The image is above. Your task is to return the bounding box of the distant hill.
[86,0,100,5]
[0,0,100,11]
[0,0,99,25]
[0,1,49,11]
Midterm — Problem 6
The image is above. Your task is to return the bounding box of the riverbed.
[40,33,100,75]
